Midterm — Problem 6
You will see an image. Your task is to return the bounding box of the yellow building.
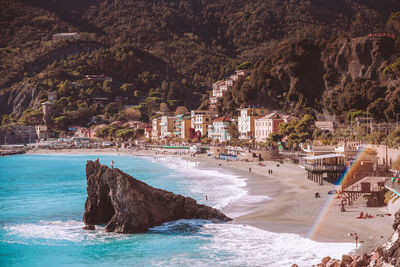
[191,110,217,137]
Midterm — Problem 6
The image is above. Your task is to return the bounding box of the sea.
[0,154,354,266]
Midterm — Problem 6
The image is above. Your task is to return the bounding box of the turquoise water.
[0,154,354,266]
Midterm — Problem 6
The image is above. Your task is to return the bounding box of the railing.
[342,171,390,190]
[304,163,346,172]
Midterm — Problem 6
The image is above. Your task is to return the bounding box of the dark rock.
[82,224,95,230]
[392,210,400,230]
[322,256,331,264]
[340,254,353,266]
[82,160,231,233]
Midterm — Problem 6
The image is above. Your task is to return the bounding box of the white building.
[151,118,161,140]
[160,116,176,139]
[254,113,292,142]
[237,108,269,139]
[208,116,232,142]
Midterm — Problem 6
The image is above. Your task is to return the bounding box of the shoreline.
[24,148,394,255]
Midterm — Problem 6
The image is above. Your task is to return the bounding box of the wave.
[149,156,270,217]
[3,220,128,245]
[155,222,355,267]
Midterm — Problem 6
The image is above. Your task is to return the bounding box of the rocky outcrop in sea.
[82,159,231,233]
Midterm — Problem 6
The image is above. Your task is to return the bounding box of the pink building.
[254,113,293,142]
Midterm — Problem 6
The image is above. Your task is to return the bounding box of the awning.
[303,153,344,160]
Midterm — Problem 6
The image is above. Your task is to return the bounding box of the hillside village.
[1,64,400,157]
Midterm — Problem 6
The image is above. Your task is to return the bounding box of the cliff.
[82,160,231,233]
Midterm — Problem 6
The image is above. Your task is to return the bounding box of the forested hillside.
[0,0,399,126]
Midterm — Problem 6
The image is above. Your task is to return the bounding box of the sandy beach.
[25,148,394,255]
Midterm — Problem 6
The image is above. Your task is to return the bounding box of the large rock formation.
[82,160,231,233]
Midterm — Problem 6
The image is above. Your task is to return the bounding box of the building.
[42,102,53,127]
[315,121,337,133]
[160,116,176,139]
[68,126,94,138]
[85,74,112,82]
[180,118,192,139]
[47,91,57,102]
[237,108,269,140]
[191,110,217,138]
[0,125,39,144]
[144,127,152,139]
[52,32,80,40]
[209,70,249,109]
[208,116,232,142]
[303,154,346,185]
[254,113,292,142]
[151,118,161,140]
[35,125,48,141]
[174,115,191,139]
[91,95,109,105]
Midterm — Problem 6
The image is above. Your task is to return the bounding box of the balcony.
[304,163,346,173]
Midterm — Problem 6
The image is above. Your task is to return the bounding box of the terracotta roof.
[213,116,231,122]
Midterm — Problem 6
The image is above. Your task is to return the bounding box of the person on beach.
[111,160,114,169]
[340,199,346,212]
[354,233,358,247]
[205,195,208,201]
[249,167,251,173]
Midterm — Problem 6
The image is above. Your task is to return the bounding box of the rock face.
[82,160,231,233]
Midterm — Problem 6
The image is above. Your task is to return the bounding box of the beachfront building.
[35,125,48,140]
[208,116,232,142]
[174,115,191,139]
[254,113,292,142]
[237,108,269,140]
[160,116,176,139]
[144,127,152,139]
[68,126,93,138]
[303,154,346,185]
[191,110,217,137]
[0,125,40,144]
[151,118,161,140]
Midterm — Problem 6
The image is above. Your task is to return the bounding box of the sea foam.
[151,156,270,217]
[4,220,128,245]
[154,220,355,267]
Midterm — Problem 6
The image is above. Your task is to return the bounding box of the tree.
[54,116,69,131]
[392,156,400,171]
[228,122,240,139]
[120,83,134,95]
[237,61,252,70]
[103,80,113,94]
[17,109,43,125]
[119,107,141,121]
[388,130,400,148]
[115,129,135,140]
[175,106,188,115]
[188,128,196,139]
[105,102,120,118]
[135,128,145,138]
